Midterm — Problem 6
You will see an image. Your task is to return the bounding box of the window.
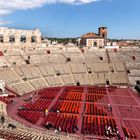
[102,33,105,38]
[94,42,97,47]
[9,35,15,43]
[31,36,37,43]
[20,35,26,43]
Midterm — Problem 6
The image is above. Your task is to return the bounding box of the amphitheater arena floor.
[7,86,140,140]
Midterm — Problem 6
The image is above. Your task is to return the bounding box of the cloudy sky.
[0,0,140,39]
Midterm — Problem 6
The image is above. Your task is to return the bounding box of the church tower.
[98,27,107,39]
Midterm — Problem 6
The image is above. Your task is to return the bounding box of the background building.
[78,27,107,47]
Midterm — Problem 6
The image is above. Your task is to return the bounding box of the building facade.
[78,27,107,47]
[0,27,41,46]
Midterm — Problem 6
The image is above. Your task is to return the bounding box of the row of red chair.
[82,116,117,137]
[88,87,106,94]
[39,87,61,93]
[109,88,128,95]
[23,99,52,111]
[18,110,43,124]
[65,86,84,92]
[39,91,57,99]
[39,87,60,93]
[51,101,81,114]
[122,127,137,139]
[85,103,110,116]
[59,91,82,101]
[42,113,79,133]
[86,94,107,103]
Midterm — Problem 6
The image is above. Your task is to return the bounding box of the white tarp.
[105,45,119,49]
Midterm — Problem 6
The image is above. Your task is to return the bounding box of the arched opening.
[76,81,80,86]
[94,42,97,47]
[20,35,26,43]
[0,35,3,43]
[106,80,110,85]
[9,35,15,43]
[31,36,37,43]
[0,88,2,93]
[136,80,140,85]
[102,33,105,38]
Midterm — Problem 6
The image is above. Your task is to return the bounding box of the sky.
[0,0,140,39]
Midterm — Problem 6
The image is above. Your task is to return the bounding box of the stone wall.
[0,27,41,46]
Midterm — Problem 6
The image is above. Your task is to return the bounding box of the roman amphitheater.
[0,27,41,47]
[0,27,140,140]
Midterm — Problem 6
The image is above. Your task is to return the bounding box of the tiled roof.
[81,32,102,38]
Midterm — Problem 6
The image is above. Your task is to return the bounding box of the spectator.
[108,104,112,112]
[34,92,38,97]
[55,129,58,134]
[7,123,16,129]
[30,94,33,100]
[58,126,61,132]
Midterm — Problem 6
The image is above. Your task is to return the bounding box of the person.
[30,94,33,100]
[108,104,111,108]
[7,123,16,129]
[110,106,112,112]
[108,126,111,131]
[116,129,121,140]
[45,109,48,116]
[34,92,37,97]
[107,126,112,137]
[18,106,24,110]
[108,104,112,112]
[55,129,58,134]
[31,98,33,103]
[106,130,109,136]
[127,105,133,112]
[58,126,61,132]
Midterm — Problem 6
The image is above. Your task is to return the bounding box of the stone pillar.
[37,35,41,43]
[15,33,20,44]
[3,33,9,43]
[34,28,41,44]
[27,35,31,43]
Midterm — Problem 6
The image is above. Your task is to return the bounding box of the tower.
[98,27,107,39]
